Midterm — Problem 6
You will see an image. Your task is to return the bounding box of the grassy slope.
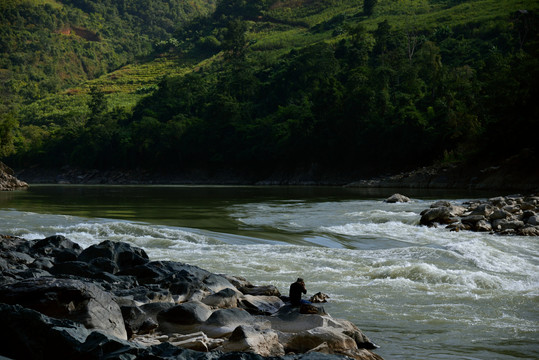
[23,0,539,124]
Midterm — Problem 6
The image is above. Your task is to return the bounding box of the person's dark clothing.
[289,281,307,306]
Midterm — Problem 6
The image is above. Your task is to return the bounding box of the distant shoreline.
[14,162,539,193]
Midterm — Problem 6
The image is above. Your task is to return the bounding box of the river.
[0,185,537,360]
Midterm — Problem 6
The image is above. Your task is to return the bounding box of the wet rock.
[310,292,330,303]
[420,207,456,226]
[0,277,127,340]
[384,194,410,203]
[422,194,539,236]
[517,226,539,236]
[492,219,525,231]
[475,220,493,232]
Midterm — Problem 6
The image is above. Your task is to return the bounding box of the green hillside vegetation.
[1,0,538,180]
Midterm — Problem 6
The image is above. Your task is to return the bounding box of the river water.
[0,185,537,359]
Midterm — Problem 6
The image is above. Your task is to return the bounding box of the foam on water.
[1,193,538,359]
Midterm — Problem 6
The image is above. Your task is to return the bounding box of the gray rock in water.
[384,194,410,203]
[475,220,493,232]
[420,207,455,225]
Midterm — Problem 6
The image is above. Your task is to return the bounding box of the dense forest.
[1,0,538,181]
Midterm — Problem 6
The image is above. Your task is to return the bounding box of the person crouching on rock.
[289,278,311,306]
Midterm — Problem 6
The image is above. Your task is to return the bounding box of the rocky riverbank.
[418,194,539,236]
[0,162,28,191]
[346,150,539,192]
[0,235,382,360]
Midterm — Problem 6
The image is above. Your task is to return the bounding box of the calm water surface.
[1,185,537,360]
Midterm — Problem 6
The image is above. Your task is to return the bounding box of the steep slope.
[3,0,539,184]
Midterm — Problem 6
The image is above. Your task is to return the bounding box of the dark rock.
[469,204,494,217]
[475,220,493,232]
[50,260,101,278]
[430,200,451,208]
[205,308,254,327]
[158,301,212,326]
[492,219,525,231]
[489,209,510,220]
[114,285,173,304]
[422,195,539,236]
[122,304,164,338]
[119,261,235,301]
[526,215,538,225]
[78,240,149,273]
[420,207,456,226]
[489,196,506,207]
[238,284,281,297]
[300,304,327,315]
[0,277,127,340]
[518,226,539,236]
[461,215,485,224]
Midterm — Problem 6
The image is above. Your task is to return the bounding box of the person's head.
[296,277,304,283]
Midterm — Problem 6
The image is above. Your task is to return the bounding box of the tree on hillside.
[221,19,248,59]
[0,113,18,158]
[363,0,377,16]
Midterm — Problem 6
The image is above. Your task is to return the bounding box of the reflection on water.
[0,185,537,360]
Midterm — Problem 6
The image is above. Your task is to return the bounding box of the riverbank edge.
[10,149,539,191]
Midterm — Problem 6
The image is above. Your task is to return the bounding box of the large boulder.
[264,305,339,333]
[0,277,127,340]
[119,261,236,302]
[31,235,82,263]
[239,294,284,315]
[201,308,258,338]
[219,325,285,357]
[78,240,149,273]
[285,327,383,360]
[157,301,212,334]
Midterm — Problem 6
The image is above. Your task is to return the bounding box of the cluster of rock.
[0,162,28,191]
[0,234,382,360]
[419,195,539,236]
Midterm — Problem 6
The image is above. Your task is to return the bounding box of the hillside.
[2,0,539,185]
